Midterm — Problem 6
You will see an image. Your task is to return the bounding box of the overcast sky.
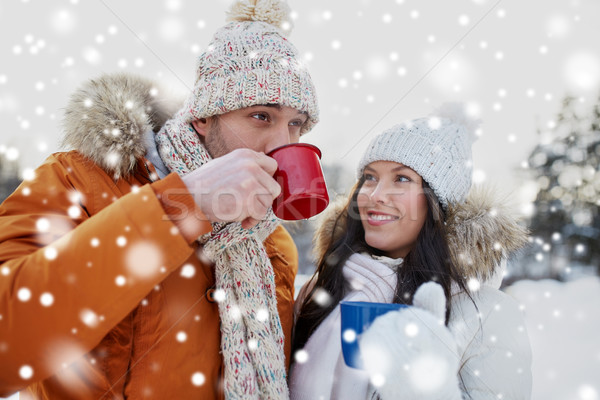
[1,0,600,207]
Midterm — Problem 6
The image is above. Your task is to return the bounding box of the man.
[0,0,318,398]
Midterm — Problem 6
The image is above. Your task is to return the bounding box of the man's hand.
[182,148,281,229]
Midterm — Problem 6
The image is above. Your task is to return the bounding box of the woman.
[289,104,532,399]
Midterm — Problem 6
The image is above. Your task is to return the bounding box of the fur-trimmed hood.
[61,73,183,179]
[313,186,529,283]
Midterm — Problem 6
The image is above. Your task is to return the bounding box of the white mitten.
[359,282,462,400]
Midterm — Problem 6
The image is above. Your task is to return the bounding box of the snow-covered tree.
[525,95,600,277]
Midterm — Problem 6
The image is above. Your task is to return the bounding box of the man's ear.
[191,118,208,138]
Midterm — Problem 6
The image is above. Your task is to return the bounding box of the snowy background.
[1,0,600,399]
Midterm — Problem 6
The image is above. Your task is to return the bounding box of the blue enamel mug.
[340,301,408,369]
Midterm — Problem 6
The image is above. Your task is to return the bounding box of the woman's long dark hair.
[292,176,471,354]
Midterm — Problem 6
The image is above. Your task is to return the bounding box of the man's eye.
[289,119,305,127]
[252,113,269,121]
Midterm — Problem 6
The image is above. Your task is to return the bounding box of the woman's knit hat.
[357,103,480,208]
[183,0,319,134]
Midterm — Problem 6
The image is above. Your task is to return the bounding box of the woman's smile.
[365,210,400,226]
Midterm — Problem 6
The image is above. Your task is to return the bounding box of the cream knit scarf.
[155,115,289,399]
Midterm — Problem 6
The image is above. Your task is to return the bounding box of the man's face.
[192,105,309,158]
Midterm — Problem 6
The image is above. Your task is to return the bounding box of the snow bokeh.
[124,240,163,279]
[191,371,205,387]
[18,365,33,381]
[1,0,600,399]
[0,0,598,203]
[565,52,600,91]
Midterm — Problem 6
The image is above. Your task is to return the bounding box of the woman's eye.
[289,119,304,127]
[363,174,376,181]
[396,175,410,182]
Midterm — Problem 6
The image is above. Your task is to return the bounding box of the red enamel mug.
[267,143,329,221]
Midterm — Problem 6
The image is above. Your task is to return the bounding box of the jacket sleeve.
[0,155,208,396]
[452,287,533,400]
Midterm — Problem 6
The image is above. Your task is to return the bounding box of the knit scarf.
[155,115,289,399]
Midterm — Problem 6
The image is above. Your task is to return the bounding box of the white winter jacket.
[290,187,533,399]
[449,282,532,398]
[290,259,532,400]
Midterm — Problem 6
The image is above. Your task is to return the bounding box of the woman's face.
[357,161,428,259]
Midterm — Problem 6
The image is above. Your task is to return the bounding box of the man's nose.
[265,125,293,154]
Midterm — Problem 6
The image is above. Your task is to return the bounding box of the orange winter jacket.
[0,74,298,399]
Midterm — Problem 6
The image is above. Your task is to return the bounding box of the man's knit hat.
[357,103,480,208]
[182,0,319,134]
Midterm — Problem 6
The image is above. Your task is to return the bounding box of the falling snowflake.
[229,305,241,321]
[40,292,54,307]
[124,241,163,279]
[180,264,196,278]
[467,278,481,292]
[342,328,356,343]
[19,365,33,380]
[176,331,187,343]
[312,288,332,306]
[248,338,258,351]
[565,52,600,90]
[165,0,182,12]
[255,308,269,322]
[404,322,419,337]
[159,17,185,42]
[546,14,570,38]
[36,218,50,232]
[365,56,389,81]
[191,372,205,386]
[578,384,598,400]
[212,289,226,302]
[428,117,441,130]
[51,9,78,34]
[68,206,81,219]
[116,236,127,247]
[458,15,470,26]
[294,349,309,363]
[44,246,58,260]
[17,287,32,302]
[82,46,102,65]
[80,308,99,328]
[370,374,386,388]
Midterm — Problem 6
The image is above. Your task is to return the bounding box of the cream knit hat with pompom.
[357,103,480,208]
[183,0,319,134]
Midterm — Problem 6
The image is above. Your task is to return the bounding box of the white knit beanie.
[183,0,319,134]
[357,103,480,208]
